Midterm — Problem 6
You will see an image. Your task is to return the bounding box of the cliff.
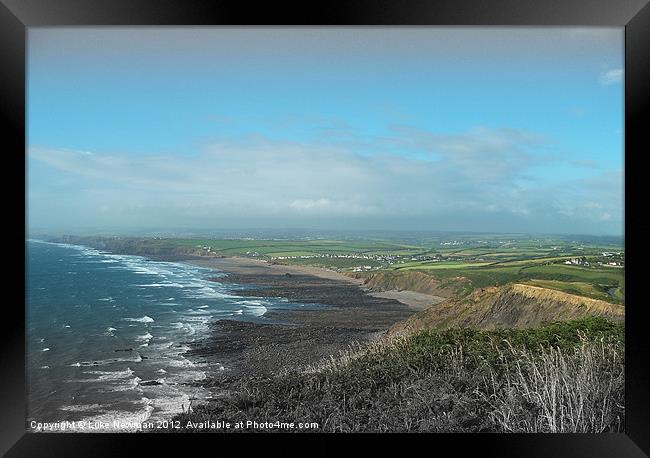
[347,270,466,298]
[388,283,625,337]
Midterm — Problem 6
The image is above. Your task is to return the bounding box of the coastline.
[28,242,626,433]
[186,255,445,310]
[186,256,366,283]
[176,255,445,392]
[29,242,444,428]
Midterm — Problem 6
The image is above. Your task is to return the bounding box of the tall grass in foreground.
[173,317,624,433]
[477,336,624,432]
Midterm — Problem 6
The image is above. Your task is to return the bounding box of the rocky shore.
[182,256,441,389]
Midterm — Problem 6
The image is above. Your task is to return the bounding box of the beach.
[27,241,446,429]
[182,256,445,385]
[187,256,444,308]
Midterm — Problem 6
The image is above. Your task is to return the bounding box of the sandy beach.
[180,255,445,386]
[187,256,443,309]
[187,256,364,282]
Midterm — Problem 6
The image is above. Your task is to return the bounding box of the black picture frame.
[2,0,648,455]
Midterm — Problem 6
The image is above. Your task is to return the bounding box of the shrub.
[171,317,624,433]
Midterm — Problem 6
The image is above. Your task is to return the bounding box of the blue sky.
[27,28,624,235]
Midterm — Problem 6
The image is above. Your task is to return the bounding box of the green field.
[272,257,383,269]
[393,261,495,270]
[50,233,624,304]
[394,262,625,303]
[182,236,625,304]
[523,279,616,302]
[170,238,420,257]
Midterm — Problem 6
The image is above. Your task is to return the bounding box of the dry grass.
[171,317,624,433]
[477,335,624,432]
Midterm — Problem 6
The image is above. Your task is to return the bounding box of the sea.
[26,239,307,432]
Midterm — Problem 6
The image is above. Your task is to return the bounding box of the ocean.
[26,239,305,431]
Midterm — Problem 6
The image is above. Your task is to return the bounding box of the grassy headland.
[173,317,624,433]
[42,232,625,433]
[46,233,624,304]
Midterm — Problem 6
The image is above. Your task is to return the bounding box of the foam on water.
[59,403,105,412]
[28,239,309,430]
[136,332,154,342]
[84,368,135,381]
[69,354,144,367]
[124,316,155,323]
[236,299,265,306]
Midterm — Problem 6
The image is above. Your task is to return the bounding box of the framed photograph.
[2,0,648,455]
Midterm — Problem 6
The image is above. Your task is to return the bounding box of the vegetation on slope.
[172,317,624,433]
[394,263,623,302]
[389,283,624,336]
[47,234,624,305]
[349,270,467,298]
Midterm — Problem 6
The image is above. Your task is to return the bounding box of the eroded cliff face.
[388,283,625,337]
[346,270,466,298]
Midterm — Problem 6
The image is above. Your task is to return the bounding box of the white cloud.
[27,127,623,234]
[599,68,623,85]
[290,198,331,210]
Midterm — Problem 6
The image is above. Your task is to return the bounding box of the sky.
[27,27,624,236]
